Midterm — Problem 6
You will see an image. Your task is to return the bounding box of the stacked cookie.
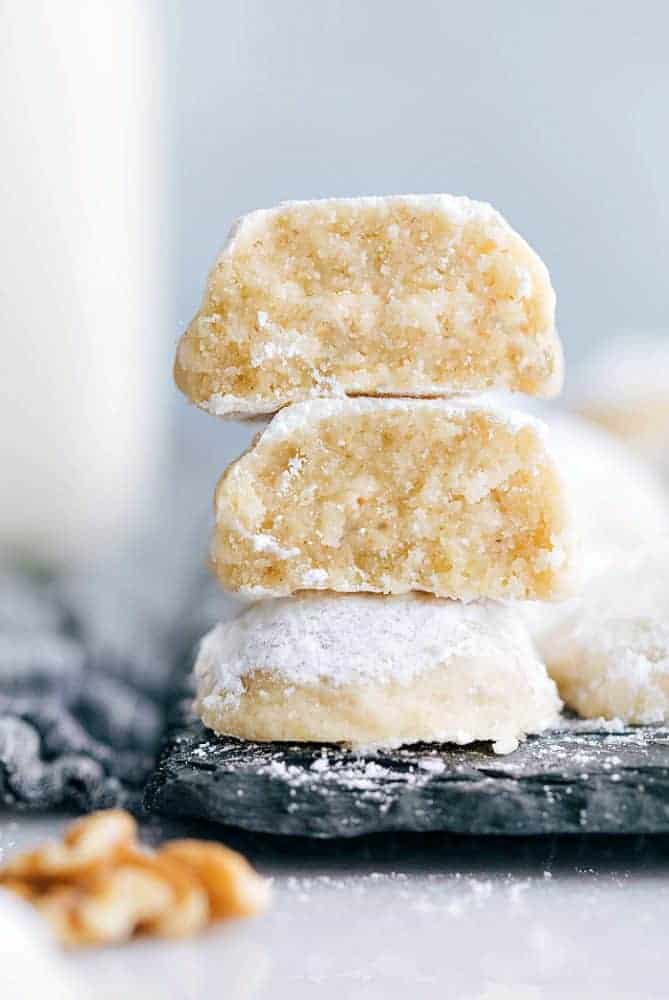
[176,195,576,754]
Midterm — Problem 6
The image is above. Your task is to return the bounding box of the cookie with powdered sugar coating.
[540,546,669,724]
[195,593,561,754]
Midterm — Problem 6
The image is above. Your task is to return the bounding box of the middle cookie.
[212,397,575,601]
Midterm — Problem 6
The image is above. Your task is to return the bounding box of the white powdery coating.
[228,194,509,253]
[542,543,669,723]
[207,393,290,419]
[522,412,669,643]
[252,395,549,450]
[250,534,300,560]
[195,592,544,706]
[206,385,486,420]
[548,413,669,557]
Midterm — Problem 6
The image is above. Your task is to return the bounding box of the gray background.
[169,0,669,477]
[2,1,667,559]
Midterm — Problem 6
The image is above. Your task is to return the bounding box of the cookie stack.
[175,195,575,754]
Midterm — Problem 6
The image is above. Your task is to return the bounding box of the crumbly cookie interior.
[212,403,572,601]
[175,197,559,414]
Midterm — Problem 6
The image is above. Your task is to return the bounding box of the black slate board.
[144,716,669,838]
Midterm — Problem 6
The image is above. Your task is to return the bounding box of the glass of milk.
[0,1,170,566]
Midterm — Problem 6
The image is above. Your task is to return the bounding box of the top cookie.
[175,195,561,417]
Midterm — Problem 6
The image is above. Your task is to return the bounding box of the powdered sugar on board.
[145,714,669,838]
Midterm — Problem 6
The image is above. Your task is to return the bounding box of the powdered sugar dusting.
[160,713,669,836]
[258,395,548,447]
[543,543,669,724]
[194,593,544,707]
[231,194,503,253]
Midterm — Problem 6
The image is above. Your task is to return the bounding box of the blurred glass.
[0,1,170,566]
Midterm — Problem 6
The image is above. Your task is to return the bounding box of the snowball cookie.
[211,397,576,602]
[175,194,562,418]
[520,412,669,642]
[569,334,669,473]
[195,593,562,753]
[539,546,669,724]
[541,412,669,570]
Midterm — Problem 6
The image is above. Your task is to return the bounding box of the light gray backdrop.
[169,0,669,478]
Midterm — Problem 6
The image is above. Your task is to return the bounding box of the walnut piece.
[161,839,272,918]
[0,810,270,947]
[36,868,173,947]
[0,809,136,881]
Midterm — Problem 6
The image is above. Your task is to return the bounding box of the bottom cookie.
[194,593,561,754]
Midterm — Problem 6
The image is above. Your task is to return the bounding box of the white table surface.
[1,811,667,1000]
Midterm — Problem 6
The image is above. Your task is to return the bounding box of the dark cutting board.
[144,715,669,838]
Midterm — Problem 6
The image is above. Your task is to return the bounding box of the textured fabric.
[0,569,174,812]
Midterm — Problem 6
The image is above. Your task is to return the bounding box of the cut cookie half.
[195,593,562,753]
[175,195,561,417]
[211,397,576,601]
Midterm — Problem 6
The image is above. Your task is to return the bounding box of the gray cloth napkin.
[0,570,174,812]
